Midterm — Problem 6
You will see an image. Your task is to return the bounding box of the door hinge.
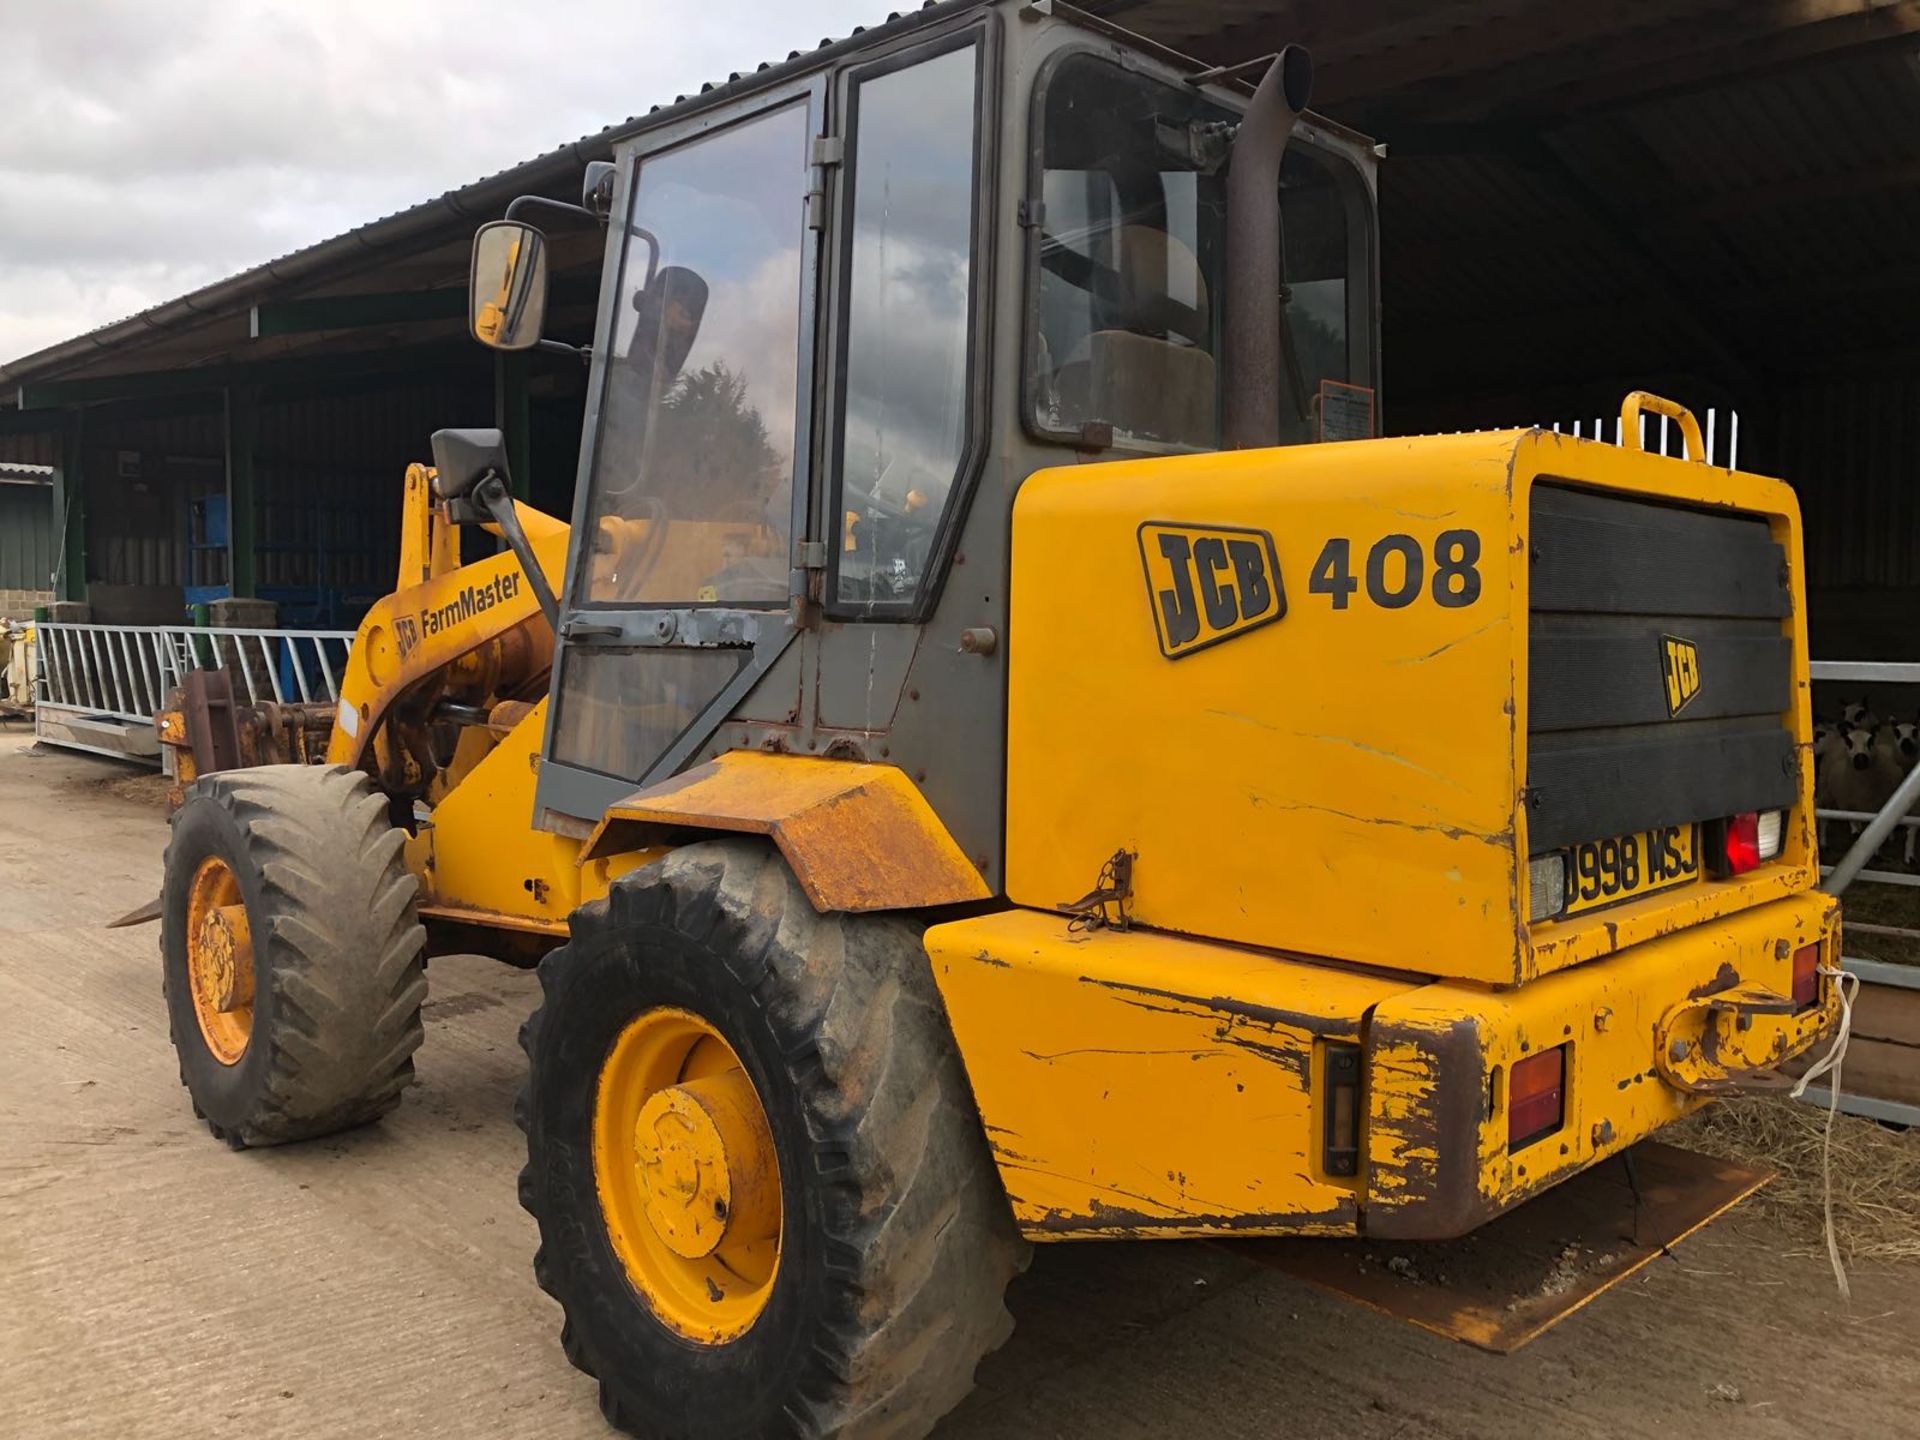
[794,539,828,569]
[807,136,843,231]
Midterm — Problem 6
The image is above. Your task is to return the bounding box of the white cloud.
[0,0,891,364]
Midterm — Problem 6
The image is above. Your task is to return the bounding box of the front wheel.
[517,840,1025,1440]
[160,765,427,1147]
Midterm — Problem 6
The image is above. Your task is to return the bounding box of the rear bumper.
[1363,890,1840,1239]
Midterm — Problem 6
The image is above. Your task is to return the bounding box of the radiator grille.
[1526,484,1796,854]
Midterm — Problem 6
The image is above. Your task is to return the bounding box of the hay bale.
[1672,1096,1920,1265]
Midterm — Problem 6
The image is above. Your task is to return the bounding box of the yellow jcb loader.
[153,4,1839,1437]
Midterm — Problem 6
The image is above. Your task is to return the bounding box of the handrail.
[1619,391,1707,464]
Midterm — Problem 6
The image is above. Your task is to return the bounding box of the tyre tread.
[517,839,1023,1440]
[161,764,426,1147]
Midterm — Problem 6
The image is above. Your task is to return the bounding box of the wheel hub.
[194,903,254,1012]
[593,1008,783,1342]
[184,856,255,1066]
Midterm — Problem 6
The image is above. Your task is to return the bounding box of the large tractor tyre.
[518,839,1026,1440]
[160,764,428,1148]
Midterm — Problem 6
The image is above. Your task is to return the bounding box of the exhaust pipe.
[1223,46,1314,451]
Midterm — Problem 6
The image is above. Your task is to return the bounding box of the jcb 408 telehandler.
[154,4,1840,1436]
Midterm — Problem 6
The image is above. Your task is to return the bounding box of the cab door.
[535,78,827,825]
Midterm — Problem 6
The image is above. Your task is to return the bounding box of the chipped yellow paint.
[1006,421,1816,986]
[925,907,1420,1240]
[1364,888,1839,1237]
[925,892,1834,1242]
[1361,1037,1441,1199]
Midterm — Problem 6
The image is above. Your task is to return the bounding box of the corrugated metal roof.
[6,0,1917,413]
[0,0,993,393]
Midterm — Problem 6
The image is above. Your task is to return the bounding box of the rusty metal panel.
[582,752,991,913]
[1227,1141,1772,1353]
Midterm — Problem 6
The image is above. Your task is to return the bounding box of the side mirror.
[582,160,617,218]
[469,220,549,351]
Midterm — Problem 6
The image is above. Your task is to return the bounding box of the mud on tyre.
[161,764,428,1147]
[517,839,1026,1440]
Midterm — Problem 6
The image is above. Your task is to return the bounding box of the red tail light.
[1721,812,1762,875]
[1706,810,1786,878]
[1508,1045,1567,1151]
[1792,943,1821,1009]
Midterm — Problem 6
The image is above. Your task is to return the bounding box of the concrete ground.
[3,729,1916,1439]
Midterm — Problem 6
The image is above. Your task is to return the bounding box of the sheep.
[1815,723,1901,855]
[1842,698,1879,732]
[1895,717,1919,766]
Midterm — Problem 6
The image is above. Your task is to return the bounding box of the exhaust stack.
[1222,46,1314,451]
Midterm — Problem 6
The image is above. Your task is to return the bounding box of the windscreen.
[1032,54,1367,450]
[576,100,810,607]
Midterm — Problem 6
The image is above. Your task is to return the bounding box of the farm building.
[0,0,1914,666]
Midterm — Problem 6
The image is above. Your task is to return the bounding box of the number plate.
[1564,826,1700,917]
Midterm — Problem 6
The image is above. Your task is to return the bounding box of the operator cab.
[467,0,1379,868]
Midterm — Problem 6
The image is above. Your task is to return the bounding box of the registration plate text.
[1565,825,1699,916]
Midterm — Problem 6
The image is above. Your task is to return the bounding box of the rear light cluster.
[1792,941,1821,1010]
[1508,1045,1567,1151]
[1705,809,1784,878]
[1526,853,1567,924]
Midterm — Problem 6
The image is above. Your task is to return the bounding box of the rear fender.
[580,752,991,914]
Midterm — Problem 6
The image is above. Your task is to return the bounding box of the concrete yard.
[3,730,1917,1439]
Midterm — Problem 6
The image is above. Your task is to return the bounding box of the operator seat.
[1054,225,1217,447]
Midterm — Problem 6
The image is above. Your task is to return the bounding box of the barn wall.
[9,378,493,622]
[0,481,56,608]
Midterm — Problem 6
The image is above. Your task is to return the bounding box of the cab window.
[829,36,983,612]
[575,99,811,608]
[1030,53,1367,451]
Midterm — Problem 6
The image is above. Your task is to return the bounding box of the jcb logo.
[1138,522,1286,659]
[1661,634,1702,716]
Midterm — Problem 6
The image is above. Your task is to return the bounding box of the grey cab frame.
[529,0,1383,882]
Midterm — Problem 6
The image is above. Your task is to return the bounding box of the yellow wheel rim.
[184,855,254,1066]
[592,1007,782,1343]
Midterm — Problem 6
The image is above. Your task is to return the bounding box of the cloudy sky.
[0,0,889,366]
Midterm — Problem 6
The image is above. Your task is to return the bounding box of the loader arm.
[324,498,569,772]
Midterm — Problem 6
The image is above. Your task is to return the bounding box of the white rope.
[1788,963,1859,1302]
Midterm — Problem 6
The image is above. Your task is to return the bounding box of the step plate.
[1223,1141,1771,1353]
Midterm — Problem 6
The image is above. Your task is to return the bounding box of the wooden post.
[54,406,86,602]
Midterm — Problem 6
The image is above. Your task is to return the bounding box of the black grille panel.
[1530,484,1789,619]
[1527,484,1796,854]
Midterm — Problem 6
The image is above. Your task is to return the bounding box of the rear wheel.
[160,764,428,1147]
[518,839,1025,1439]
